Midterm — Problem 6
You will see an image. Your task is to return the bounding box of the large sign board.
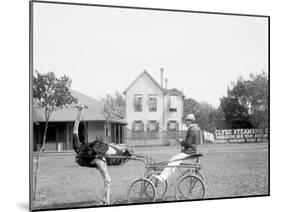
[214,128,268,143]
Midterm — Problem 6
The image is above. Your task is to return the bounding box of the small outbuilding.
[33,90,127,152]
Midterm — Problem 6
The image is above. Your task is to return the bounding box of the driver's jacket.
[181,124,200,154]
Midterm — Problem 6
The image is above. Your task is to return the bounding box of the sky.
[33,2,268,107]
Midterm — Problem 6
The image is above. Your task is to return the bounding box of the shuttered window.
[134,95,143,112]
[147,120,158,132]
[168,120,178,131]
[148,94,157,112]
[169,95,178,112]
[133,120,143,132]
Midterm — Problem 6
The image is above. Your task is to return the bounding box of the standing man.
[153,113,200,182]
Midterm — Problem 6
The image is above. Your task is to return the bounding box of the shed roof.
[33,89,126,124]
[165,88,185,97]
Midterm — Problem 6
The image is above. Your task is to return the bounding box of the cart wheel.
[149,175,168,198]
[175,174,205,200]
[195,171,205,182]
[127,178,156,203]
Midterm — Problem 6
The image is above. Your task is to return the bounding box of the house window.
[147,120,158,132]
[169,95,178,112]
[134,95,143,112]
[168,120,178,131]
[132,120,143,132]
[148,94,157,112]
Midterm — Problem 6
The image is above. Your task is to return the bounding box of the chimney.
[165,78,168,90]
[160,68,164,88]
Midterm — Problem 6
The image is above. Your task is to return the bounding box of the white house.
[123,69,185,134]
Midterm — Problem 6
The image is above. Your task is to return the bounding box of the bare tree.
[32,70,77,200]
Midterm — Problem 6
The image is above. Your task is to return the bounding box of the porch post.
[66,122,69,150]
[104,122,107,142]
[56,126,59,151]
[114,124,117,144]
[70,126,73,149]
[121,126,124,144]
[118,124,121,144]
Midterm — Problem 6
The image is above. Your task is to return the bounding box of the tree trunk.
[33,119,49,200]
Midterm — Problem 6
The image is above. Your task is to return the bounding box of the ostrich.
[72,104,131,205]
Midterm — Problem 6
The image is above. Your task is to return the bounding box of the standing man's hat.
[184,113,196,121]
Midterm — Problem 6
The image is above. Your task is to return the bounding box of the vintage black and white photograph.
[30,1,269,211]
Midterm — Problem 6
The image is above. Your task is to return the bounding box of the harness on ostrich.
[74,119,131,168]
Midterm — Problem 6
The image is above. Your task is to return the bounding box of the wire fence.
[123,127,220,147]
[124,128,188,146]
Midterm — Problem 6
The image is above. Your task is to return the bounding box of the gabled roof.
[33,89,126,124]
[123,70,165,94]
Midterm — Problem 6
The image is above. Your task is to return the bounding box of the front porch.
[33,121,126,152]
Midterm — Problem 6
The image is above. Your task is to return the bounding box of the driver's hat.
[183,113,196,121]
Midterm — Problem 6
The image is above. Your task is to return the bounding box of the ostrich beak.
[74,103,89,109]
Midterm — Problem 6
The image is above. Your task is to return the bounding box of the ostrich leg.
[94,158,111,205]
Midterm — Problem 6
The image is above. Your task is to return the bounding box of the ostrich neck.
[73,110,82,135]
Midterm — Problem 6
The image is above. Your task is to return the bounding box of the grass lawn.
[32,142,269,210]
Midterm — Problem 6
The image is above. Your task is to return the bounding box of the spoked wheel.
[147,158,168,198]
[175,174,205,200]
[127,178,156,203]
[149,175,168,198]
[195,171,205,182]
